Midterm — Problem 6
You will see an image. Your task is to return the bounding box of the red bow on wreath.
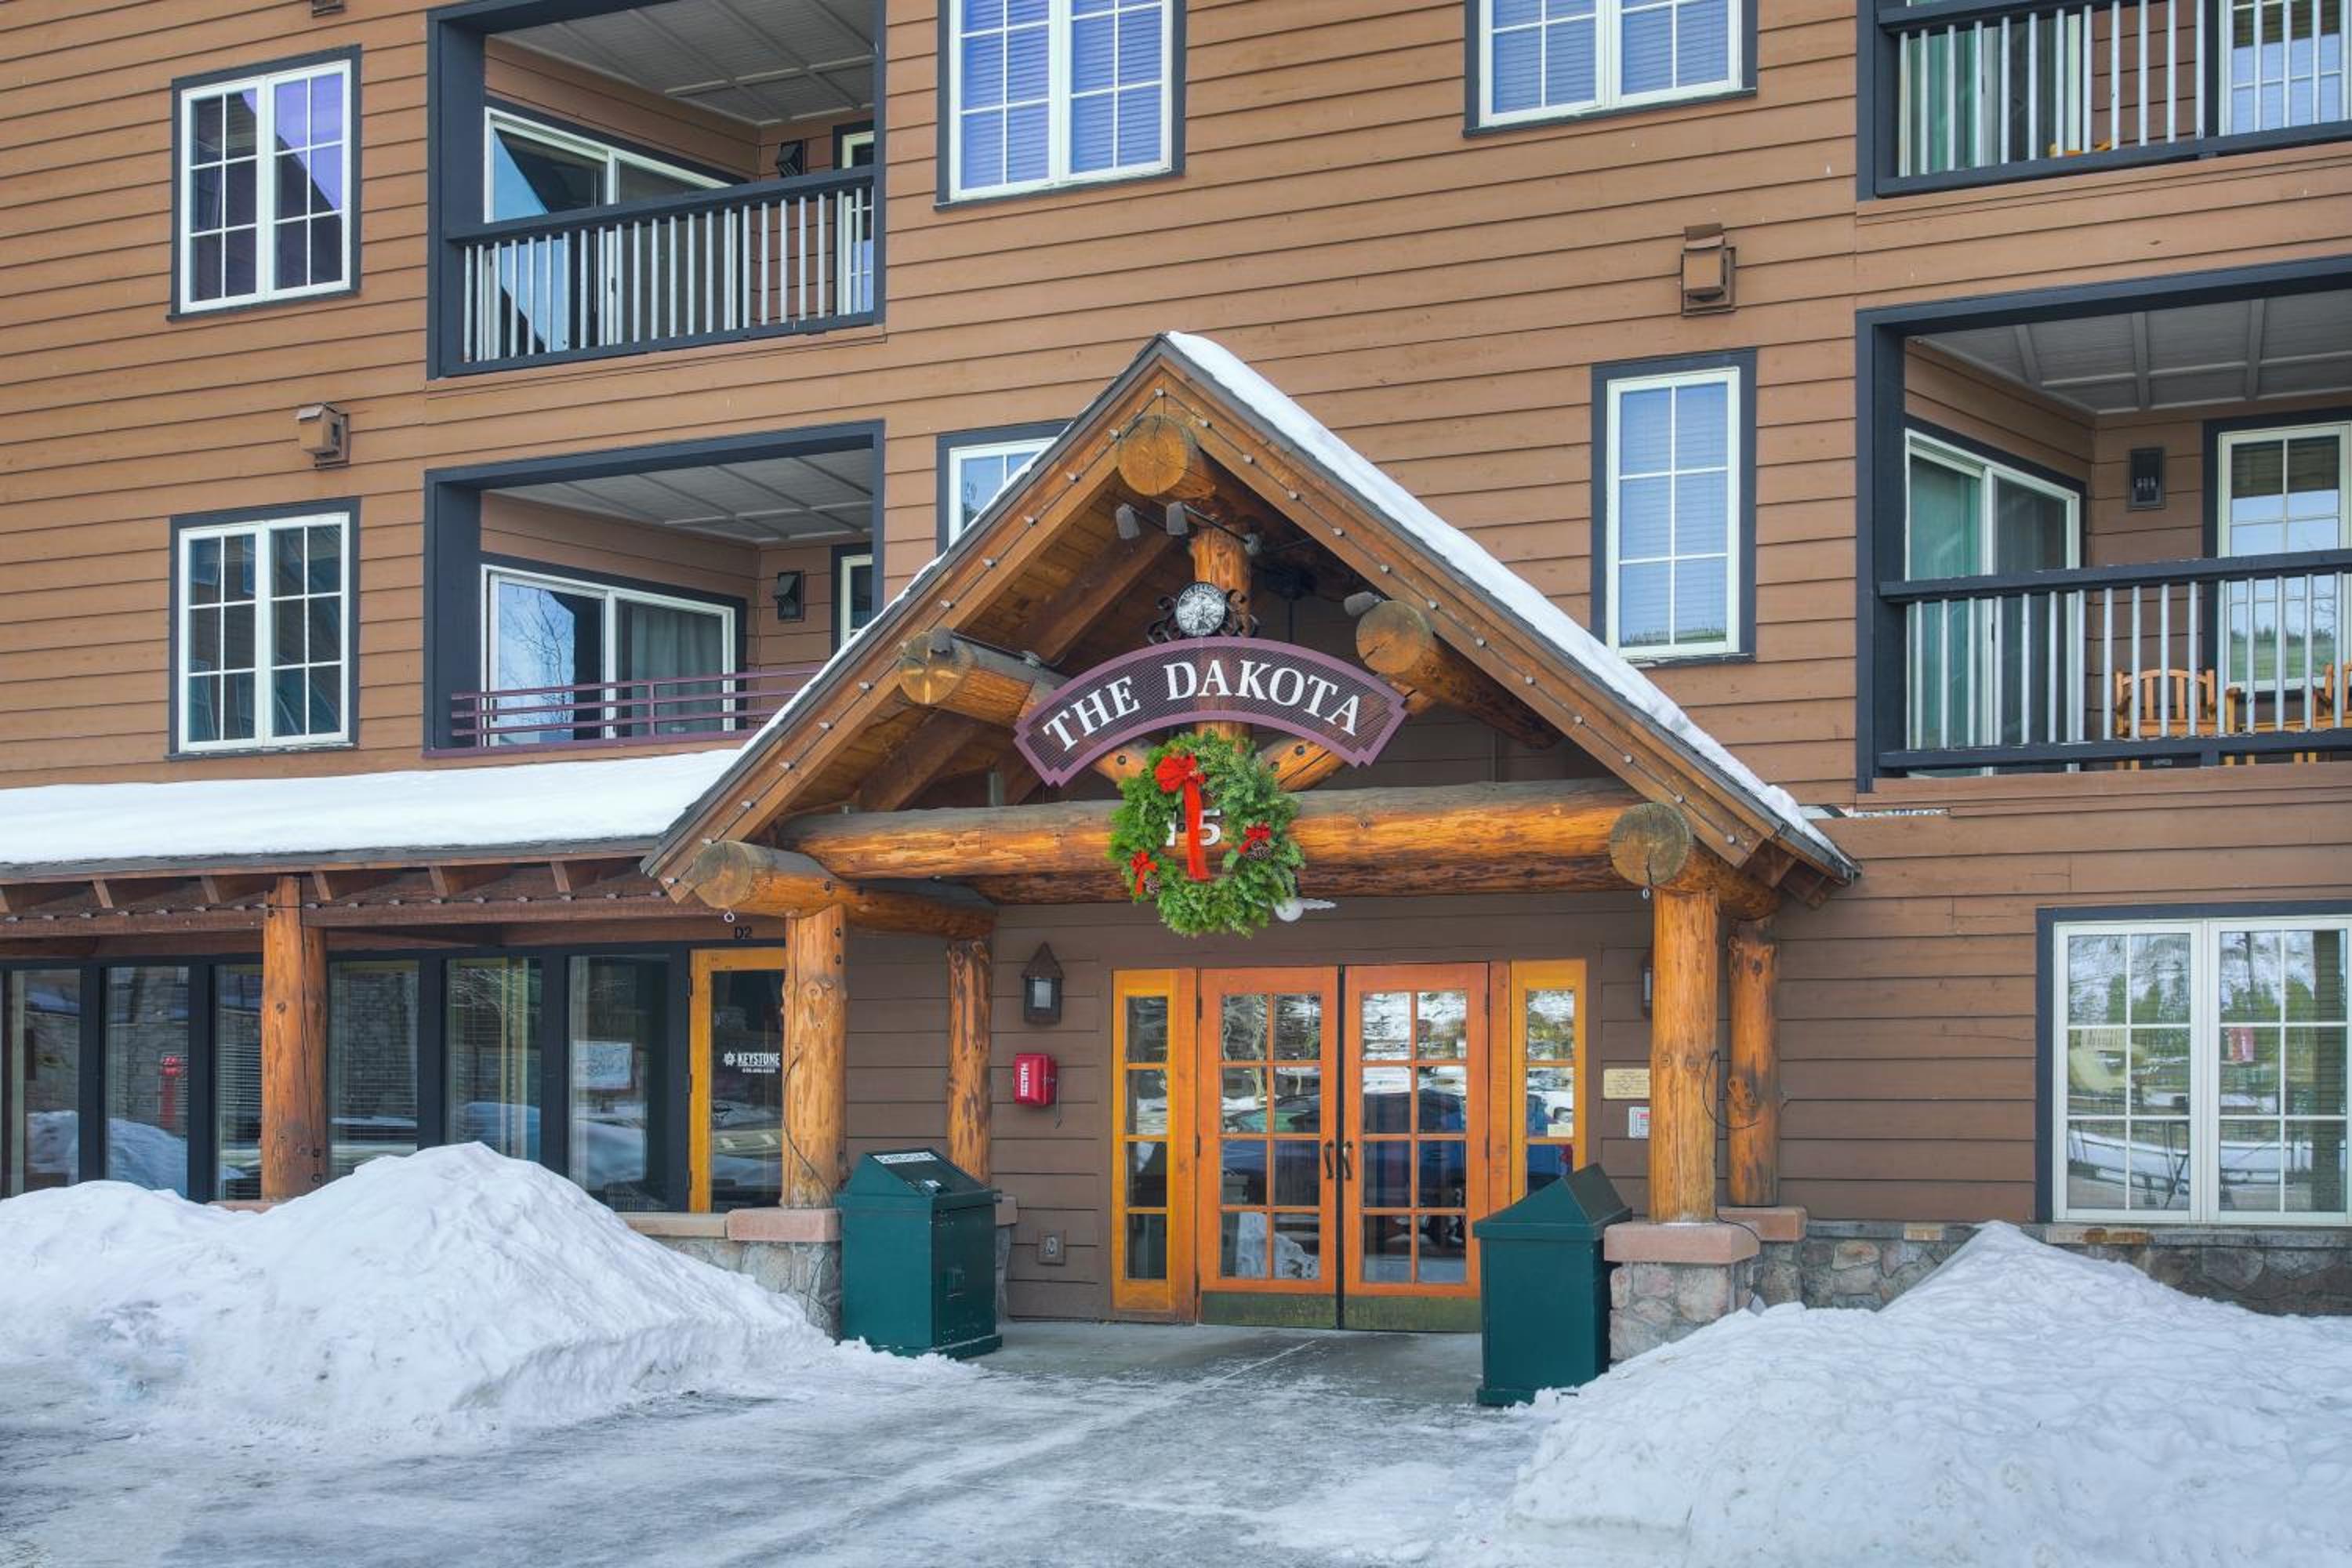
[1127,849,1160,898]
[1240,822,1273,859]
[1152,750,1213,883]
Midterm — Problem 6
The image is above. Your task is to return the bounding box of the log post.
[260,874,329,1201]
[1727,921,1780,1207]
[945,938,993,1182]
[783,905,848,1207]
[1608,800,1780,923]
[1190,523,1252,745]
[1647,884,1720,1224]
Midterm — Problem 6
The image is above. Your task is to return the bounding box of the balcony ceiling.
[1921,289,2352,416]
[504,0,877,127]
[495,449,874,545]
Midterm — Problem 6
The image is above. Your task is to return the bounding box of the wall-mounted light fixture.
[1680,223,1736,315]
[775,140,807,180]
[2128,447,2166,510]
[1640,951,1654,1018]
[295,402,350,467]
[772,570,806,622]
[1022,944,1065,1027]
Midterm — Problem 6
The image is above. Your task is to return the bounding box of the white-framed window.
[949,0,1173,201]
[2054,913,2349,1225]
[2220,0,2350,135]
[946,434,1056,543]
[176,513,352,752]
[481,567,735,744]
[835,550,876,648]
[483,110,721,222]
[1476,0,1740,129]
[2216,420,2347,693]
[1602,365,1743,660]
[177,58,355,311]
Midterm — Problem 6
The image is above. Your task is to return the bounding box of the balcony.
[1864,0,2348,196]
[1860,266,2352,779]
[430,0,880,376]
[450,665,819,750]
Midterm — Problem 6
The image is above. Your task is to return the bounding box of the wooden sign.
[1014,637,1409,786]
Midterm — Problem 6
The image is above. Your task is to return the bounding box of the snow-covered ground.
[3,1162,2346,1567]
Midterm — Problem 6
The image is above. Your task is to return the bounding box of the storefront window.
[105,966,194,1196]
[4,969,82,1197]
[704,964,783,1211]
[569,953,671,1210]
[447,956,542,1161]
[331,960,419,1178]
[215,964,264,1200]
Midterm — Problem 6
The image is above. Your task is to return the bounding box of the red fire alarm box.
[1014,1053,1058,1107]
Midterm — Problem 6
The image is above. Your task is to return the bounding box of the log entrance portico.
[648,333,1858,1322]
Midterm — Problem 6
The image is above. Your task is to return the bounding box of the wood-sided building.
[3,0,2349,1330]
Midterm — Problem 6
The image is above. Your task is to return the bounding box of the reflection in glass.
[571,954,670,1210]
[1126,1212,1167,1282]
[1272,1214,1321,1281]
[707,967,783,1210]
[1127,1068,1169,1134]
[1127,1142,1168,1207]
[2068,934,2126,1026]
[1419,1217,1468,1283]
[1273,1140,1320,1207]
[105,967,193,1196]
[1124,994,1169,1064]
[1419,1065,1469,1132]
[1220,993,1268,1060]
[1361,1065,1410,1133]
[2065,1119,2128,1210]
[1220,1138,1267,1204]
[2067,1027,2129,1115]
[1417,990,1468,1057]
[1221,1067,1267,1131]
[214,965,263,1200]
[1418,1139,1468,1208]
[1273,993,1323,1060]
[1526,1144,1574,1193]
[1270,1066,1320,1134]
[1221,1210,1268,1279]
[2219,1119,2280,1212]
[1360,991,1410,1058]
[447,957,541,1161]
[2130,1029,2191,1115]
[331,960,419,1180]
[5,970,82,1197]
[1364,1141,1410,1208]
[1361,1214,1412,1283]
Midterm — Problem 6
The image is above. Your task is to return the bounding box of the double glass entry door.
[1196,966,1492,1328]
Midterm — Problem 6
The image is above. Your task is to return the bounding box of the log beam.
[260,876,330,1202]
[779,779,1639,880]
[783,905,848,1207]
[946,938,993,1182]
[1115,412,1219,502]
[1256,688,1436,790]
[1607,802,1780,923]
[680,840,994,939]
[1648,884,1719,1224]
[898,630,1062,728]
[1354,600,1556,750]
[1727,920,1780,1207]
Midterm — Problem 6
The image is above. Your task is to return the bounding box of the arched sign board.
[1014,637,1410,786]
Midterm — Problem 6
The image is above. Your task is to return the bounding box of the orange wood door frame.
[1110,968,1196,1317]
[689,947,786,1213]
[1192,966,1341,1301]
[1341,963,1491,1300]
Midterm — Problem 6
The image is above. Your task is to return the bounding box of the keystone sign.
[1014,637,1410,786]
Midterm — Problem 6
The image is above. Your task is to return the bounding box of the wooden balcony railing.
[1877,549,2352,772]
[446,168,877,371]
[1871,0,2350,194]
[448,666,819,751]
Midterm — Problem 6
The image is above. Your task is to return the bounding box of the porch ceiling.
[503,0,877,128]
[492,448,874,545]
[1921,289,2352,415]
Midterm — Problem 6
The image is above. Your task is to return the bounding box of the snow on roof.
[1165,332,1846,869]
[0,750,742,874]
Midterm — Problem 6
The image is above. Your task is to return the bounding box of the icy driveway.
[0,1323,1539,1567]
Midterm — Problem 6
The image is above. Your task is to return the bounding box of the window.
[568,954,673,1212]
[481,568,736,744]
[948,0,1174,200]
[2216,420,2347,692]
[1112,970,1193,1313]
[1506,960,1587,1198]
[485,111,720,221]
[2053,913,2348,1224]
[2221,0,2349,135]
[1475,0,1740,129]
[1597,359,1748,660]
[835,125,877,315]
[834,549,877,648]
[176,56,355,311]
[176,511,353,753]
[942,429,1058,546]
[3,970,82,1199]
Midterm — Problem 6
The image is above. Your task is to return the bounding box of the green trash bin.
[837,1148,1002,1359]
[1473,1165,1629,1406]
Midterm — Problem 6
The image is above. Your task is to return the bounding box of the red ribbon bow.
[1153,750,1212,883]
[1127,848,1160,897]
[1240,822,1272,855]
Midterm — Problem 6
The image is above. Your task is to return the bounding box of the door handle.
[1321,1139,1336,1179]
[1339,1138,1356,1179]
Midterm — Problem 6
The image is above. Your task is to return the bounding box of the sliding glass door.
[485,568,735,743]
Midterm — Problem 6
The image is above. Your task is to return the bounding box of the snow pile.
[1500,1223,2352,1566]
[0,750,738,873]
[0,1144,943,1449]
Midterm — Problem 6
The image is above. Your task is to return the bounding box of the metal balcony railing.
[449,666,819,751]
[1877,549,2352,771]
[447,168,877,371]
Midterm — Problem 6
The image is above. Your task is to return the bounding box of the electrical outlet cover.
[1039,1230,1066,1265]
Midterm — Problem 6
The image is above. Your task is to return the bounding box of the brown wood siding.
[1904,344,2094,486]
[5,1,2350,1251]
[485,39,760,180]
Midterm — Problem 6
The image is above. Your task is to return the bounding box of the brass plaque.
[1602,1067,1651,1100]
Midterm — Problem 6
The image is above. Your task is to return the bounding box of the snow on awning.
[0,750,740,877]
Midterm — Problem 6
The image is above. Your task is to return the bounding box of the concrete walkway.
[1,1324,1546,1567]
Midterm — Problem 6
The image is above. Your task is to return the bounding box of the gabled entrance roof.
[645,334,1857,895]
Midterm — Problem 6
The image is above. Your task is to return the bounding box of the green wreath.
[1107,731,1305,936]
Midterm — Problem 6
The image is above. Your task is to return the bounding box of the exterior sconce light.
[773,570,806,622]
[1640,950,1654,1018]
[295,402,350,467]
[775,140,807,180]
[1022,944,1064,1027]
[1680,223,1736,316]
[2128,447,2165,510]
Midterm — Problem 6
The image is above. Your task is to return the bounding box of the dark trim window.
[174,53,358,313]
[1591,351,1756,662]
[937,423,1064,550]
[943,0,1178,201]
[1471,0,1744,129]
[833,543,877,648]
[172,505,356,754]
[2049,911,2349,1225]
